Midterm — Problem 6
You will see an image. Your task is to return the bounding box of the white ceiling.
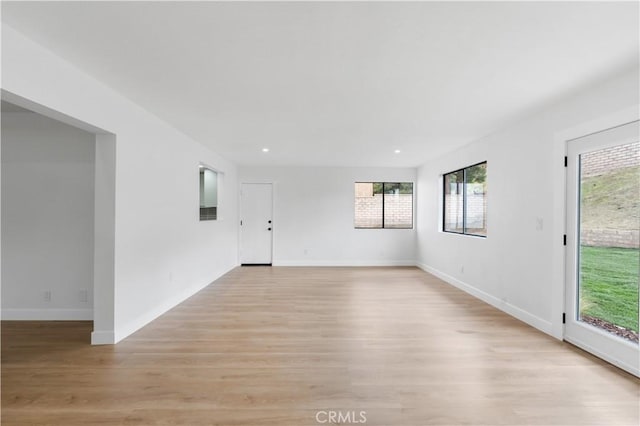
[2,1,638,167]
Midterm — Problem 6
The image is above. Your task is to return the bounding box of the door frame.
[553,105,639,375]
[565,120,639,376]
[238,182,275,265]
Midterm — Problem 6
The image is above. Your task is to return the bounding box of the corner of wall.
[91,330,116,345]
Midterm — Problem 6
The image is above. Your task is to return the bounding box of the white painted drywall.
[2,25,239,343]
[238,167,416,266]
[1,112,95,319]
[91,133,116,343]
[416,66,640,339]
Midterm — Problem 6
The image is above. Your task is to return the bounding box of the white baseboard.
[274,260,416,267]
[416,262,554,336]
[91,330,115,345]
[114,266,236,344]
[1,308,93,321]
[114,280,213,343]
[15,263,549,346]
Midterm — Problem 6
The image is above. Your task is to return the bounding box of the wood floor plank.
[2,266,639,425]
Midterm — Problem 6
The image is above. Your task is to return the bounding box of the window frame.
[354,181,414,230]
[442,161,487,237]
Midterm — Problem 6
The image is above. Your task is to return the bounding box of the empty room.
[1,1,639,425]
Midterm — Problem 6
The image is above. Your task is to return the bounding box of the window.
[355,182,413,229]
[199,165,218,220]
[443,162,487,236]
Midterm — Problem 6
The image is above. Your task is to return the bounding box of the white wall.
[416,67,639,338]
[2,25,239,343]
[239,166,416,266]
[2,112,95,319]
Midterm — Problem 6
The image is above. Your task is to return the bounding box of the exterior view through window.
[443,162,487,236]
[578,141,639,342]
[355,182,413,229]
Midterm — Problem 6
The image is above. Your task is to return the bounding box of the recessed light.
[394,149,401,154]
[199,165,204,168]
[262,148,270,153]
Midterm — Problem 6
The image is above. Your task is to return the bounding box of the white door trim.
[564,120,639,376]
[552,105,640,341]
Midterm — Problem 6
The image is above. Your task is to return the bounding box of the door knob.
[268,227,272,231]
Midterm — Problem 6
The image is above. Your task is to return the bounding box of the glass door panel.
[565,120,639,377]
[578,142,639,342]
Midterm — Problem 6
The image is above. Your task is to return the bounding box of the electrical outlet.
[79,289,88,303]
[43,290,52,302]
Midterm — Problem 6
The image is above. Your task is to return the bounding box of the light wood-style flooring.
[2,267,639,425]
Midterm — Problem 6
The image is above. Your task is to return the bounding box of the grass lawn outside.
[579,245,639,333]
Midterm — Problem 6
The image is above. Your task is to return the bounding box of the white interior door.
[565,120,639,376]
[240,183,273,265]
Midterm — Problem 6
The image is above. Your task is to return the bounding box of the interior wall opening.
[1,93,116,345]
